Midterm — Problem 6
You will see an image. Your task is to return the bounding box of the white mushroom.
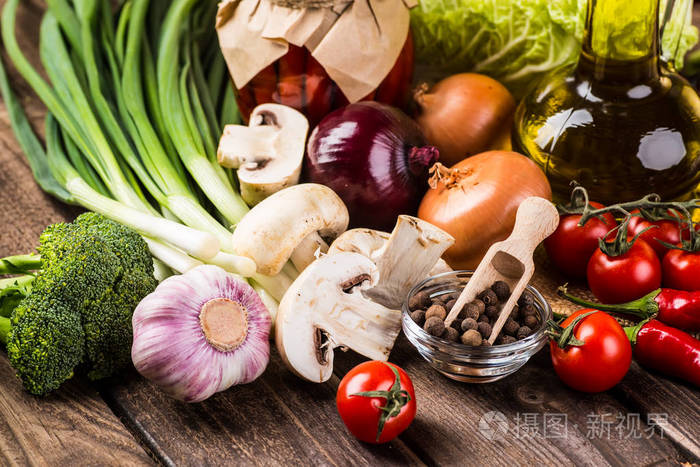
[231,184,349,276]
[217,104,308,205]
[276,252,401,383]
[329,215,455,309]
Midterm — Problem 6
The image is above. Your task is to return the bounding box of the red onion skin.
[305,102,438,231]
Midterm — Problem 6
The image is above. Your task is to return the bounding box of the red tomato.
[662,249,700,291]
[544,202,616,279]
[587,238,661,304]
[336,361,416,444]
[627,209,688,258]
[550,309,632,393]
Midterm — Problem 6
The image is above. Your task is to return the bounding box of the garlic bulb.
[132,265,271,402]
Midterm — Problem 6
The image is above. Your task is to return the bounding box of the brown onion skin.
[414,73,516,167]
[418,151,551,269]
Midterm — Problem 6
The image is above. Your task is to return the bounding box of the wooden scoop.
[444,197,559,345]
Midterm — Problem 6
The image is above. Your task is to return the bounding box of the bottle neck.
[578,0,660,83]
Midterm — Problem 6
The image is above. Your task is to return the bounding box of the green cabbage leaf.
[411,0,698,97]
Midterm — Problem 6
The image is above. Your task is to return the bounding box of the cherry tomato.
[587,238,661,304]
[550,309,632,393]
[627,209,689,259]
[662,249,700,291]
[544,202,616,279]
[336,361,416,444]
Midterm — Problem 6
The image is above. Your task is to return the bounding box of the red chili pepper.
[625,319,700,387]
[558,286,700,332]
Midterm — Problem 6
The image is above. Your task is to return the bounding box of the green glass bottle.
[513,0,700,204]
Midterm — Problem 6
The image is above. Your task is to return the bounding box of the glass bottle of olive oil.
[513,0,700,204]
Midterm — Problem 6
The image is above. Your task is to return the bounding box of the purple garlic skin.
[132,265,271,402]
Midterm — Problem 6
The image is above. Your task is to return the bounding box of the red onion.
[305,102,438,231]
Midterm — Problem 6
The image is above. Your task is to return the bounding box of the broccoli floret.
[0,213,157,394]
[4,294,85,395]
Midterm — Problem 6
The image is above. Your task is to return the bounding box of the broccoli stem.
[0,316,10,345]
[0,275,36,290]
[0,255,42,275]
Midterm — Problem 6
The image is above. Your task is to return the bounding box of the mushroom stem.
[217,125,276,169]
[290,231,329,273]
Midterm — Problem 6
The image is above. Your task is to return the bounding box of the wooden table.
[0,2,698,465]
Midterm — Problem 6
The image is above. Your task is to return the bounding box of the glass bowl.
[402,270,552,383]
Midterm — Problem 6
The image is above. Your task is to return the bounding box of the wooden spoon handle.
[506,197,559,251]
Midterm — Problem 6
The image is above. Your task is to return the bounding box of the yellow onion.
[414,73,515,167]
[418,151,551,269]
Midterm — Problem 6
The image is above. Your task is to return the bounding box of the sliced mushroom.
[218,104,308,205]
[231,184,349,276]
[329,215,455,309]
[276,252,401,383]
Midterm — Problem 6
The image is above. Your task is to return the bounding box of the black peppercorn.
[461,329,482,346]
[503,318,520,336]
[517,291,534,307]
[491,281,510,301]
[516,326,532,340]
[410,309,426,325]
[479,289,498,306]
[425,304,447,321]
[424,317,445,336]
[477,321,492,339]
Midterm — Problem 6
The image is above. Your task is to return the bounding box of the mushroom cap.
[232,184,349,276]
[218,104,308,205]
[275,252,401,383]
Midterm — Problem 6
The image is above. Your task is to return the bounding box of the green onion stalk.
[0,0,292,301]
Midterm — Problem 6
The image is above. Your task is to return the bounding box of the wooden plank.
[614,363,700,461]
[331,338,693,467]
[0,356,153,466]
[99,353,420,466]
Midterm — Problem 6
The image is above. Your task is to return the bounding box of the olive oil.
[513,0,700,204]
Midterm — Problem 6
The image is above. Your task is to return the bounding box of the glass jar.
[235,32,414,127]
[513,0,700,204]
[402,270,552,383]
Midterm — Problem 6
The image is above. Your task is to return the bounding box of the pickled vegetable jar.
[514,0,700,203]
[235,34,414,127]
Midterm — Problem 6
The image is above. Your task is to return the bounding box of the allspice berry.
[461,329,482,346]
[424,316,445,336]
[409,291,429,310]
[425,304,447,321]
[524,314,539,329]
[518,291,534,307]
[442,326,460,342]
[503,318,520,336]
[410,309,426,326]
[461,317,478,332]
[445,299,457,313]
[477,321,492,339]
[502,335,517,345]
[491,281,510,301]
[478,314,490,323]
[451,318,463,330]
[485,305,500,320]
[479,289,498,306]
[473,299,486,315]
[463,302,480,320]
[517,326,533,340]
[522,304,538,317]
[481,339,492,347]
